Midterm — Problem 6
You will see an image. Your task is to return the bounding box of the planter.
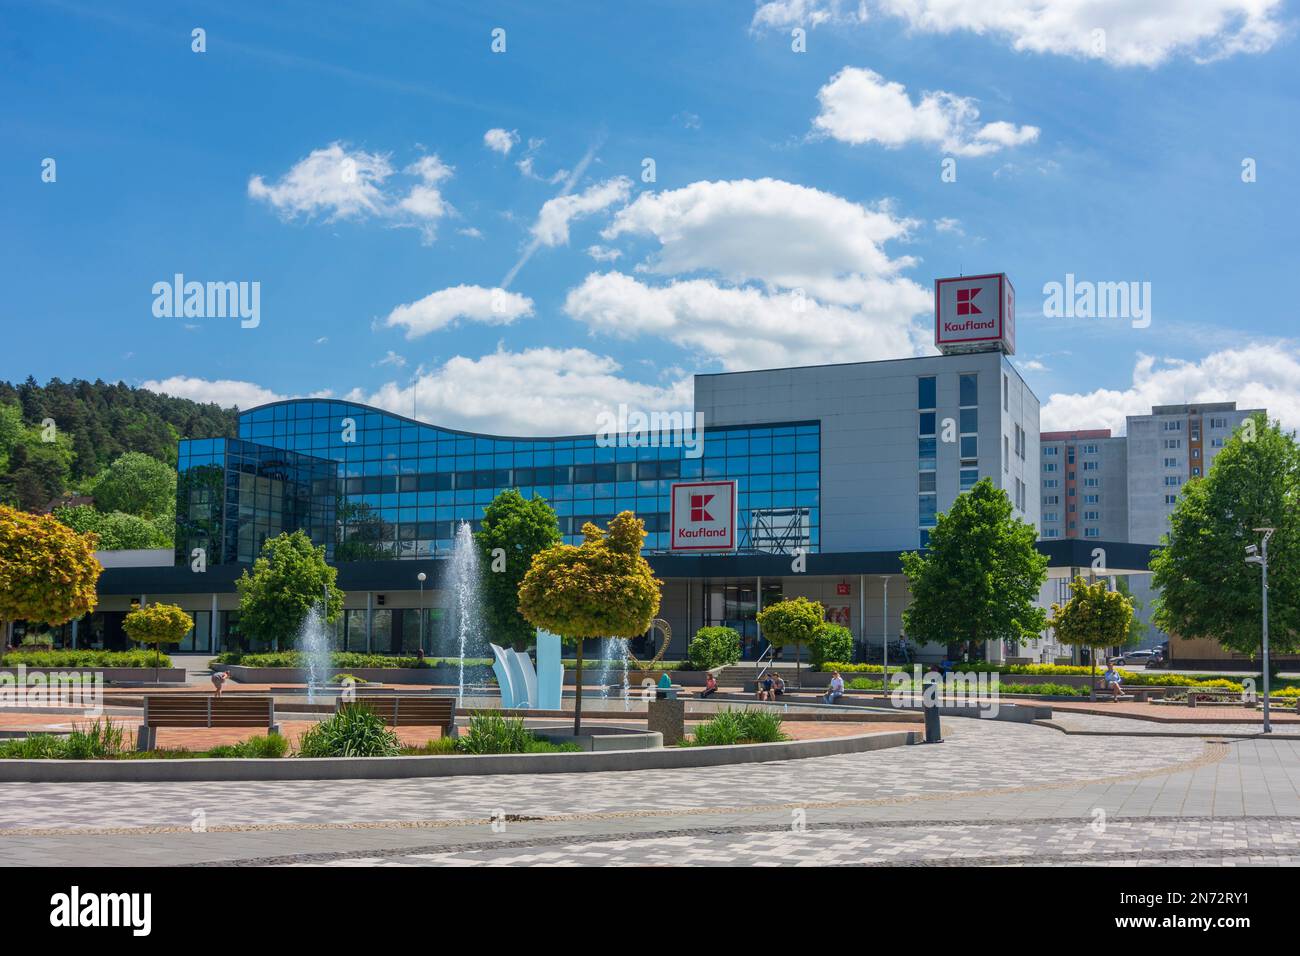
[0,666,187,684]
[222,664,465,685]
[532,725,663,751]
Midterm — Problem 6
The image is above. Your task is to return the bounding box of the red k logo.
[690,494,714,522]
[956,286,981,315]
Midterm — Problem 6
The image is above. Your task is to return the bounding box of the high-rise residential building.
[1038,429,1127,542]
[1125,402,1263,547]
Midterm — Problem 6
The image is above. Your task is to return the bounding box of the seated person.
[1101,664,1123,700]
[757,675,774,701]
[823,671,845,704]
[701,673,718,698]
[771,673,786,698]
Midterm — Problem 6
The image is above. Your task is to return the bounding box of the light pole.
[417,571,427,655]
[881,576,890,694]
[1246,528,1274,734]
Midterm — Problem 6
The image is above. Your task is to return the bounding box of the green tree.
[91,452,176,519]
[756,596,824,685]
[122,602,192,679]
[55,505,171,550]
[1151,413,1300,657]
[1048,575,1134,699]
[687,626,742,670]
[811,621,854,669]
[517,512,661,734]
[901,478,1048,661]
[236,531,344,649]
[0,504,101,636]
[475,489,561,650]
[0,402,22,471]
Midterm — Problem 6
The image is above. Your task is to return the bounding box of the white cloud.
[762,0,1285,67]
[586,244,623,262]
[601,177,922,305]
[458,227,484,239]
[349,346,695,435]
[383,284,534,339]
[751,0,867,29]
[1040,345,1300,434]
[249,143,456,241]
[139,376,287,410]
[374,350,407,368]
[532,176,633,247]
[813,67,1039,156]
[248,143,393,221]
[517,155,568,184]
[934,217,963,234]
[564,271,931,372]
[483,128,520,154]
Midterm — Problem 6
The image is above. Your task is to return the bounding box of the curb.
[0,729,918,783]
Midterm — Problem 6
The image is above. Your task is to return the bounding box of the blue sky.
[3,0,1298,436]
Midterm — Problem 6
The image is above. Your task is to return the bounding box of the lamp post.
[1246,528,1274,734]
[881,576,890,693]
[417,572,427,655]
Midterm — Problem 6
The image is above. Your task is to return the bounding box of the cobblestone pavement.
[1041,712,1300,737]
[1,716,1296,866]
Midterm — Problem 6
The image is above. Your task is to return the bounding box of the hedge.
[0,649,173,668]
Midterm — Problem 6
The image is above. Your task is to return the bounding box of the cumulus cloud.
[813,67,1039,156]
[1040,345,1300,434]
[139,376,289,410]
[601,177,922,305]
[565,271,931,372]
[586,244,623,262]
[349,346,695,435]
[755,0,1285,67]
[249,143,457,241]
[383,284,534,339]
[532,176,633,247]
[483,128,520,154]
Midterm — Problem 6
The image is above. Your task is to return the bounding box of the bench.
[1093,682,1134,701]
[137,695,278,751]
[338,696,457,737]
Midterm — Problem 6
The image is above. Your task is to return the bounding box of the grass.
[682,709,788,747]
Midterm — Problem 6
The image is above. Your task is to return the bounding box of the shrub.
[0,718,126,759]
[686,709,788,746]
[457,712,536,755]
[0,649,171,668]
[847,677,885,690]
[329,673,368,685]
[208,734,288,759]
[811,623,853,669]
[687,626,742,670]
[296,705,401,758]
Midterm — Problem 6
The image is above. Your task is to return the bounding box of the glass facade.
[177,400,820,563]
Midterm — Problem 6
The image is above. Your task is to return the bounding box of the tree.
[1048,575,1134,699]
[0,402,22,471]
[811,621,854,669]
[0,504,101,637]
[687,626,741,670]
[756,597,824,685]
[122,602,192,679]
[475,489,561,650]
[91,452,176,520]
[517,512,661,734]
[1151,413,1300,657]
[901,478,1048,661]
[236,531,344,649]
[55,505,171,550]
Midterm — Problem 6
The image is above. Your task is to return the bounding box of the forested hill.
[0,377,238,511]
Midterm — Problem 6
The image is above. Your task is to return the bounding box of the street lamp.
[1245,528,1274,734]
[417,571,427,655]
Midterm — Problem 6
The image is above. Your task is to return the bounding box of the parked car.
[1124,650,1156,664]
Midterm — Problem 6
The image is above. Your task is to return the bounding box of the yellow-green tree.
[517,512,661,735]
[756,596,825,686]
[123,602,193,679]
[0,504,102,639]
[1048,575,1134,699]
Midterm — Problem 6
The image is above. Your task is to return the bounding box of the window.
[1211,438,1224,448]
[1003,373,1009,411]
[1084,528,1100,538]
[1084,510,1100,520]
[1082,444,1098,455]
[1083,477,1100,487]
[1043,479,1059,488]
[919,494,937,528]
[1164,457,1178,467]
[1162,420,1183,432]
[1191,448,1200,459]
[959,373,978,407]
[919,411,936,436]
[1043,462,1058,473]
[919,472,936,493]
[1043,495,1059,505]
[1164,476,1181,487]
[1043,446,1059,456]
[1165,494,1177,504]
[1044,528,1060,538]
[918,376,936,410]
[1192,467,1201,477]
[1084,494,1099,504]
[1082,461,1099,471]
[960,467,978,490]
[1210,417,1227,429]
[1003,436,1009,471]
[1163,438,1182,449]
[1044,511,1059,522]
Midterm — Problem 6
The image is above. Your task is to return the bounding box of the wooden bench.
[1093,683,1134,701]
[338,696,457,737]
[137,695,278,751]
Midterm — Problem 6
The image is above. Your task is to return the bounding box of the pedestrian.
[211,669,229,697]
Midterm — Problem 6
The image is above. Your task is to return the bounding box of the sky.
[3,0,1298,437]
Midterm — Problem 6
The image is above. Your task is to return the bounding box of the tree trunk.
[573,639,583,737]
[1090,651,1097,702]
[795,642,802,688]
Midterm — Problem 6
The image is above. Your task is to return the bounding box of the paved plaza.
[2,713,1297,866]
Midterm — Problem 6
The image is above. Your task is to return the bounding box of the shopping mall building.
[32,273,1157,661]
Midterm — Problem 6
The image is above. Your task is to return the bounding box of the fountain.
[449,520,485,707]
[298,596,333,705]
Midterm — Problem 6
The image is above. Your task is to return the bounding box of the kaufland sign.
[670,480,737,551]
[934,273,1015,355]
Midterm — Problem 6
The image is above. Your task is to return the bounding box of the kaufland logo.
[690,494,714,522]
[944,317,996,333]
[671,481,735,550]
[956,286,981,315]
